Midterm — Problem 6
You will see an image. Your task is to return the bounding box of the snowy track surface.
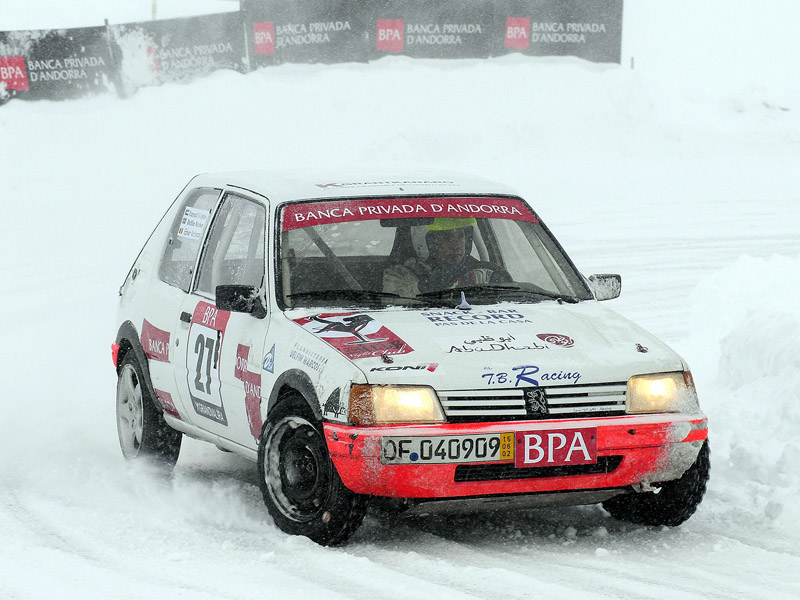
[2,2,800,598]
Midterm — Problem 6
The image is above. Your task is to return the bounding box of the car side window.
[159,188,221,292]
[196,193,266,297]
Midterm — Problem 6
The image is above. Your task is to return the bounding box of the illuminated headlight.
[349,385,445,425]
[626,372,700,414]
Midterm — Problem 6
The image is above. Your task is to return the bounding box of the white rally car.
[113,171,709,545]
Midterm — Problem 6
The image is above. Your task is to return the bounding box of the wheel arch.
[115,320,163,414]
[267,369,323,423]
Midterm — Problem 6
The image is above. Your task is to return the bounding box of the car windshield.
[277,196,593,309]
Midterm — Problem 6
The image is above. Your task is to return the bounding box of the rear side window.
[159,188,221,291]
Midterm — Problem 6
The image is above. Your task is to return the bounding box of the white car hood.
[288,301,684,391]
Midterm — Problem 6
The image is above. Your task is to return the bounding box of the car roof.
[188,169,521,205]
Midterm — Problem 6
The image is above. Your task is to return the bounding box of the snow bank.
[685,255,800,530]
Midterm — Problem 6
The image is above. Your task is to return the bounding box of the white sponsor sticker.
[177,207,210,240]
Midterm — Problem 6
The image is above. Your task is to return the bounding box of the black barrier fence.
[1,1,623,105]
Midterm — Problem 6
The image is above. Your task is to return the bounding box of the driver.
[383,218,510,297]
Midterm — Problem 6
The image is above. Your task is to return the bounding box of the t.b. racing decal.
[141,319,170,362]
[294,313,413,360]
[235,344,262,439]
[481,365,582,386]
[186,301,230,425]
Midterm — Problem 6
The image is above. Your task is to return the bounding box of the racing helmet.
[425,217,476,257]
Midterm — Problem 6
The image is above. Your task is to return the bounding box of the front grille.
[439,383,627,423]
[454,456,623,482]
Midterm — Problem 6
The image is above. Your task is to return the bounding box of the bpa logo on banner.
[505,17,531,50]
[377,19,404,53]
[253,22,275,55]
[0,56,29,91]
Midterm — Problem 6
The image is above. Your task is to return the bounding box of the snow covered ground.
[2,1,800,598]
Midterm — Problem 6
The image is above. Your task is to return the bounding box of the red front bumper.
[324,415,708,499]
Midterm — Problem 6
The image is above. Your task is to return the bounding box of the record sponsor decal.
[422,308,533,327]
[141,318,170,362]
[294,313,413,360]
[281,197,537,231]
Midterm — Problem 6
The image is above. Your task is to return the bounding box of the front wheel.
[257,395,368,545]
[603,441,710,527]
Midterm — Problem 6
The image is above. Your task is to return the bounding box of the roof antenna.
[456,291,472,311]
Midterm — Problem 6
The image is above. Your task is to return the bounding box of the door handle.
[180,311,192,323]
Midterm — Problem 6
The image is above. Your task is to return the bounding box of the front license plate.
[514,427,598,468]
[381,432,515,465]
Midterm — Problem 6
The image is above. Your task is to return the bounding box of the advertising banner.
[243,0,367,67]
[109,12,245,93]
[495,0,623,63]
[0,27,116,103]
[368,0,496,60]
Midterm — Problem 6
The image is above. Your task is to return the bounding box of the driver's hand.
[418,262,465,294]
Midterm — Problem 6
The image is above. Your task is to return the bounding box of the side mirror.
[588,274,622,301]
[216,284,267,318]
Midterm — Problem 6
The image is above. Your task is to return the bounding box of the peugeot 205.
[113,171,709,545]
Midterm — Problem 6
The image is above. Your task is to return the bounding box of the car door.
[144,186,222,420]
[172,190,269,448]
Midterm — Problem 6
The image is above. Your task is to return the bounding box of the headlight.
[349,384,445,425]
[626,372,699,414]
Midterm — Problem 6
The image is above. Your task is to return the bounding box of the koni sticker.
[281,197,537,231]
[293,313,413,360]
[141,319,170,362]
[186,301,230,425]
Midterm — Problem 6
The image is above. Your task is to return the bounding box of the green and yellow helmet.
[425,217,477,231]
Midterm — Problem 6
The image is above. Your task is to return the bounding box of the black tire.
[115,352,182,466]
[257,393,368,546]
[602,441,710,527]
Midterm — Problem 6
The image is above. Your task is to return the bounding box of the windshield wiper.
[416,285,580,304]
[287,289,451,307]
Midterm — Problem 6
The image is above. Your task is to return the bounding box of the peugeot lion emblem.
[525,388,549,416]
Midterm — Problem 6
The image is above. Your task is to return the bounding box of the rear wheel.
[116,352,182,465]
[257,394,368,545]
[603,441,710,527]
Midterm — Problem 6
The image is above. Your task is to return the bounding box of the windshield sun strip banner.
[281,197,538,231]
